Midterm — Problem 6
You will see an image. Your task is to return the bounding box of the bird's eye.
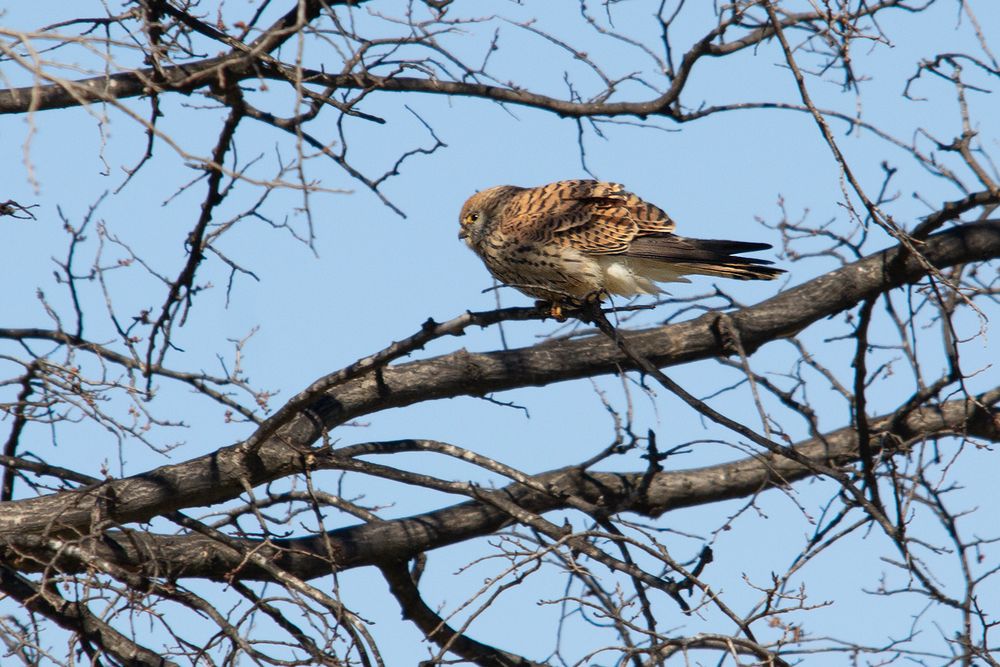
[465,212,480,224]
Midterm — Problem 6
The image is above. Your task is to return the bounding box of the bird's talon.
[534,300,566,321]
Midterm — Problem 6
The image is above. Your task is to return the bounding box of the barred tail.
[625,234,784,281]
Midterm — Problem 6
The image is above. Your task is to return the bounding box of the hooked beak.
[457,227,468,240]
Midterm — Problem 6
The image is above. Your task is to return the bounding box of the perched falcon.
[458,180,784,304]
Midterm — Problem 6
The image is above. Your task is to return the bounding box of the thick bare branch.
[0,220,996,537]
[0,1,909,118]
[3,390,995,581]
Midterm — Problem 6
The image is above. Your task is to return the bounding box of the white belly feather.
[594,256,691,297]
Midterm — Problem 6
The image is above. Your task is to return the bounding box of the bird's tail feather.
[625,235,784,281]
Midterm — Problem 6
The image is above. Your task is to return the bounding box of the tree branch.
[3,390,996,581]
[0,221,996,536]
[0,1,909,118]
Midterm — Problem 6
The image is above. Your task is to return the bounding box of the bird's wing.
[499,180,675,255]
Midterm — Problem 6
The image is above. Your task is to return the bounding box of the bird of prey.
[458,180,784,308]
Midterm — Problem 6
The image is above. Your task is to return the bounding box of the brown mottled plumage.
[458,180,783,303]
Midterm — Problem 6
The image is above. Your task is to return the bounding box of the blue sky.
[2,1,999,664]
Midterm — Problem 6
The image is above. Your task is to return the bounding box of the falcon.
[458,180,783,307]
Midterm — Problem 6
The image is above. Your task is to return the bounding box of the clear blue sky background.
[2,1,999,664]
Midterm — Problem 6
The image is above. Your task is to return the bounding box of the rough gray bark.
[2,392,996,583]
[2,222,997,566]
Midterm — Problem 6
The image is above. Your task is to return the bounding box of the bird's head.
[458,185,521,249]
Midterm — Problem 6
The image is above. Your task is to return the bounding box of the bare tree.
[2,1,999,665]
